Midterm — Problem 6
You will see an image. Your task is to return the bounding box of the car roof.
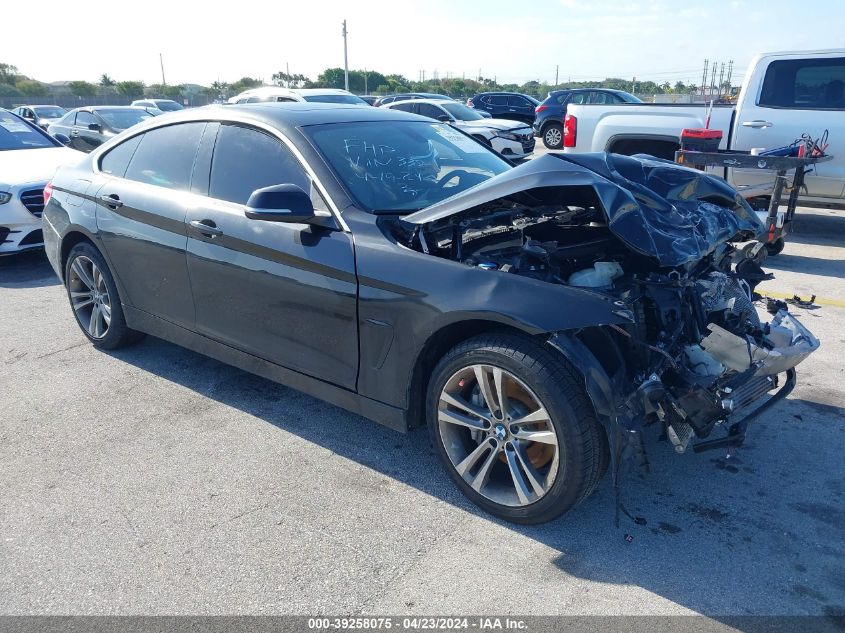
[140,101,424,129]
[84,106,151,111]
[21,104,65,108]
[385,98,449,107]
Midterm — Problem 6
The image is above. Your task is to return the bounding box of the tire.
[765,237,785,255]
[426,332,608,524]
[542,123,563,149]
[64,241,143,350]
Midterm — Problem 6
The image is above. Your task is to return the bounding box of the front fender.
[354,230,634,408]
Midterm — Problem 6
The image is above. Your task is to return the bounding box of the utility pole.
[726,59,734,95]
[709,63,717,100]
[555,65,559,86]
[717,62,725,97]
[342,19,349,91]
[701,59,709,101]
[159,53,166,86]
[364,68,368,94]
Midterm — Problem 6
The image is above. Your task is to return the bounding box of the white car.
[227,87,368,105]
[130,99,185,116]
[0,111,83,255]
[382,99,535,159]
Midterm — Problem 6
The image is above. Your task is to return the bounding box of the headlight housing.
[495,131,519,141]
[0,192,12,205]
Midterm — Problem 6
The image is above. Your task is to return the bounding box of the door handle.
[190,219,222,237]
[99,194,123,208]
[741,120,773,128]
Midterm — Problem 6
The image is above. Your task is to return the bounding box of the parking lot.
[1,142,845,618]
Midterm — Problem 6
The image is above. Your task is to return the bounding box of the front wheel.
[426,333,608,524]
[765,237,785,255]
[64,241,143,349]
[542,123,563,149]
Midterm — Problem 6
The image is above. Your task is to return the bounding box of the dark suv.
[534,89,641,149]
[467,92,539,125]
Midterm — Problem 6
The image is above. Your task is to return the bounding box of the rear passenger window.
[391,102,416,113]
[75,112,97,127]
[418,103,445,119]
[124,122,206,190]
[760,57,845,109]
[209,124,309,205]
[100,134,143,177]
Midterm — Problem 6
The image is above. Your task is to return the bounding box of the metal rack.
[675,149,833,254]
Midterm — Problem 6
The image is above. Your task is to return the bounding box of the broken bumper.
[701,311,820,376]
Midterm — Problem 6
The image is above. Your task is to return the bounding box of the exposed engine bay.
[395,153,820,458]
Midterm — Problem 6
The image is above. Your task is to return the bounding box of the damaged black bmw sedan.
[43,103,819,524]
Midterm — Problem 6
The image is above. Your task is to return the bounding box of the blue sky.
[5,0,845,86]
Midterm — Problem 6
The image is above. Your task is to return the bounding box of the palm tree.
[100,74,115,88]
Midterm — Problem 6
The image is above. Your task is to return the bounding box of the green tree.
[229,77,263,94]
[116,81,145,97]
[100,74,115,88]
[0,63,19,85]
[316,68,346,89]
[0,83,22,97]
[69,80,99,97]
[15,80,47,96]
[674,80,686,93]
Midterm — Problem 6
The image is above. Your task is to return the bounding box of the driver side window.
[418,103,446,120]
[209,124,311,205]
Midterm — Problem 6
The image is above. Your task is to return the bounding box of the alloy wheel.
[544,127,562,147]
[68,255,112,339]
[437,364,560,507]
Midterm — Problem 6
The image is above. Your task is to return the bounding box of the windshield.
[0,112,56,150]
[33,107,66,119]
[154,100,184,111]
[306,121,510,213]
[617,91,643,103]
[440,102,485,121]
[97,109,153,131]
[303,94,368,105]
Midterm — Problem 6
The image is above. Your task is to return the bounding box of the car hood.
[0,146,85,189]
[402,152,764,267]
[458,119,532,132]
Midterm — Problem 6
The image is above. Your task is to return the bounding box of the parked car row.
[0,110,84,254]
[381,99,534,158]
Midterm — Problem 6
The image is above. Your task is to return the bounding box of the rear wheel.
[426,333,608,524]
[542,124,563,149]
[64,242,143,349]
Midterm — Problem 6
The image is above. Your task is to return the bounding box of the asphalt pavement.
[1,190,844,618]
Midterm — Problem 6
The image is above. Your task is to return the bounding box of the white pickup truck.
[562,49,845,208]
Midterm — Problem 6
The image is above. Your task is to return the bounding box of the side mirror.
[53,133,71,146]
[245,184,330,227]
[437,114,452,123]
[88,123,102,131]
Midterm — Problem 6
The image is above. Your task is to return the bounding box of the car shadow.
[108,336,845,618]
[0,250,60,288]
[763,253,845,279]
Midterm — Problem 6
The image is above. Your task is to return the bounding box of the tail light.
[43,181,53,206]
[535,105,548,113]
[563,114,577,147]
